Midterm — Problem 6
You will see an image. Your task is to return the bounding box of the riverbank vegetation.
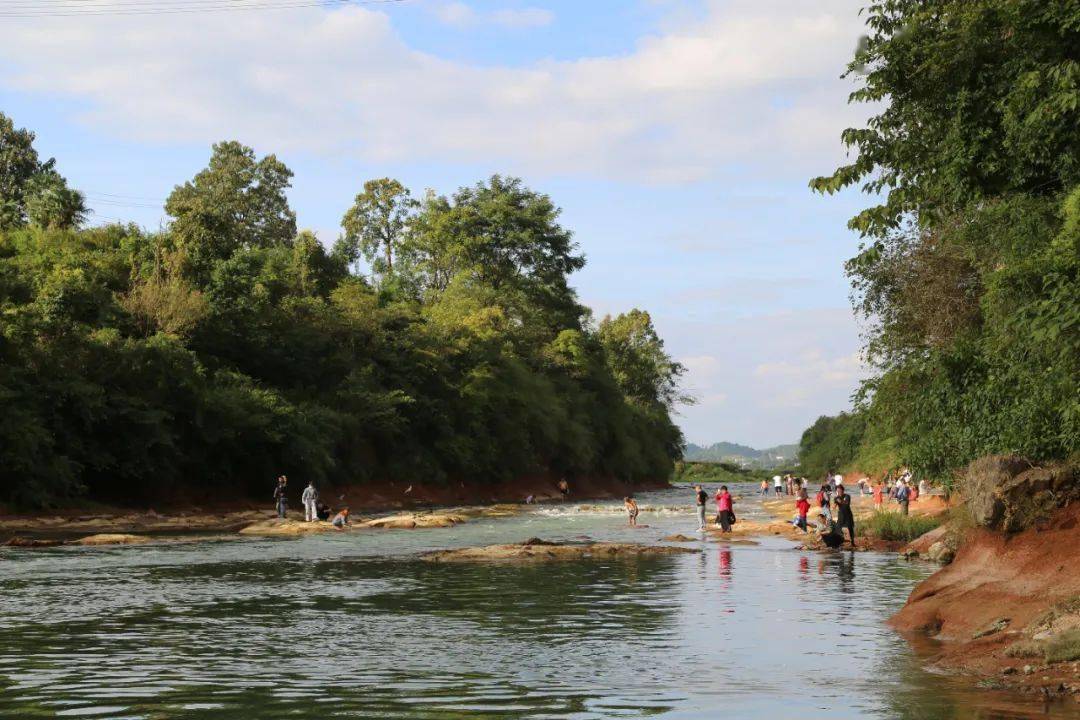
[803,0,1080,487]
[672,461,768,487]
[861,511,940,544]
[0,116,686,507]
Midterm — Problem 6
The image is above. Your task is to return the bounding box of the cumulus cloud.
[0,0,869,182]
[666,308,868,446]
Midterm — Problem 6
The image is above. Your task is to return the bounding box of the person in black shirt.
[833,484,855,546]
[694,485,708,531]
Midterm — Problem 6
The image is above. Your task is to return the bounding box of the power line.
[0,0,405,18]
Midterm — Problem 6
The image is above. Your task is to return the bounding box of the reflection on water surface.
[0,486,1075,719]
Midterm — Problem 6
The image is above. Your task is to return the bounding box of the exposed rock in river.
[421,539,699,562]
[238,519,340,536]
[364,513,467,529]
[72,533,151,545]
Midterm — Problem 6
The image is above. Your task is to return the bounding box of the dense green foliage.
[672,461,767,487]
[0,116,684,506]
[807,0,1080,483]
[797,413,868,479]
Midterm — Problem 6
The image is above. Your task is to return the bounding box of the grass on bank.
[862,511,941,542]
[1006,629,1080,664]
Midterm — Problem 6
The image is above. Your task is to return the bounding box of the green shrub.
[862,511,941,542]
[1044,629,1080,664]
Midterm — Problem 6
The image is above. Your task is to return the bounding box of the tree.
[406,176,586,328]
[0,111,85,231]
[165,141,296,277]
[809,0,1080,482]
[811,0,1080,237]
[340,178,417,276]
[597,310,689,411]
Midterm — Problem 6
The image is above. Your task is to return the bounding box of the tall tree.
[597,310,688,411]
[339,178,417,275]
[0,111,85,231]
[165,141,296,277]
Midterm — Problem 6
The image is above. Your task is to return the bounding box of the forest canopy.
[0,117,685,507]
[805,0,1080,484]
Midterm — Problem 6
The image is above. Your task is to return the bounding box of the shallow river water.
[1,485,1077,719]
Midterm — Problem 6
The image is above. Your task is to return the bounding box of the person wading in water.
[624,497,639,527]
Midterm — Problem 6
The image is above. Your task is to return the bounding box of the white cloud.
[661,308,868,447]
[0,0,869,182]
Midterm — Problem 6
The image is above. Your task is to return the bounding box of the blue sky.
[0,0,875,448]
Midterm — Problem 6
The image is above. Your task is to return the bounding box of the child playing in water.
[331,507,350,529]
[624,497,639,527]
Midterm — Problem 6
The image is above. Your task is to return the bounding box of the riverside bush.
[862,511,941,543]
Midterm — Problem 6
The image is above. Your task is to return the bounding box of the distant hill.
[683,441,799,469]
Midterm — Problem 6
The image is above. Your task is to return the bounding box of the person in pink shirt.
[715,485,734,533]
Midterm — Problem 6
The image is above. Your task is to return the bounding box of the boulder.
[927,540,956,564]
[662,534,697,542]
[962,456,1079,532]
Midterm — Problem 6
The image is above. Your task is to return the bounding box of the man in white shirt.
[773,475,783,497]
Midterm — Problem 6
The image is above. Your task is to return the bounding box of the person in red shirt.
[795,490,811,532]
[873,481,884,510]
[715,485,734,533]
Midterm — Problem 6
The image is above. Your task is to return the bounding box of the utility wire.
[0,0,404,18]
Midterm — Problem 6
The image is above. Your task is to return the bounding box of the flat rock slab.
[72,533,151,546]
[421,540,699,563]
[238,519,339,536]
[364,513,467,530]
[662,534,698,542]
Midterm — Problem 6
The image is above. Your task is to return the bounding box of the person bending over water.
[816,512,844,549]
[833,484,855,546]
[331,507,350,529]
[624,497,639,527]
[715,485,734,533]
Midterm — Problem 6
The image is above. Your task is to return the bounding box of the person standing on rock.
[715,485,734,533]
[694,485,708,531]
[273,476,288,519]
[302,481,318,523]
[834,484,855,546]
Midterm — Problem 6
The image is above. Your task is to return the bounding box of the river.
[1,485,1076,719]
